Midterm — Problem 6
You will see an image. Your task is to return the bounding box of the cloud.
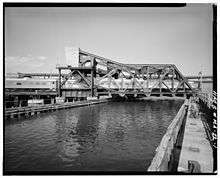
[37,56,47,60]
[19,56,34,62]
[6,56,18,61]
[6,55,47,62]
[5,55,48,73]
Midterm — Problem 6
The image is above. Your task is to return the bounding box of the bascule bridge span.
[57,48,195,99]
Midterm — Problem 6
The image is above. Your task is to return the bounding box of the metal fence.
[197,91,217,110]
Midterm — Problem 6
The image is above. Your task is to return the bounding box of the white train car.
[5,77,189,91]
[5,78,57,91]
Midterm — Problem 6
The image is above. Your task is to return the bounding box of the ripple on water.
[5,100,183,171]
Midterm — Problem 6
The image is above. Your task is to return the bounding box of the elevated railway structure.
[56,48,196,99]
[5,48,212,107]
[15,72,213,82]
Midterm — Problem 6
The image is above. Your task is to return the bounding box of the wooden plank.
[148,99,188,171]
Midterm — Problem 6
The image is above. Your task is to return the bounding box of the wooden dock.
[148,99,189,171]
[148,96,214,173]
[5,99,109,119]
[177,98,213,173]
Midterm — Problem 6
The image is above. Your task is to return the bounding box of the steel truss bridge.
[55,48,196,99]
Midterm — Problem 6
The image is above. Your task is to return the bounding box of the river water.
[5,100,183,172]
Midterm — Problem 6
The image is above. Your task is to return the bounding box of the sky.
[5,4,213,76]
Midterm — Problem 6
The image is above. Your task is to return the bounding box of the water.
[5,100,183,172]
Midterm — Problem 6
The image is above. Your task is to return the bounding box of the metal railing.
[197,91,217,110]
[197,90,217,150]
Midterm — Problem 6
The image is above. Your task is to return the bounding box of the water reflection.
[5,100,183,172]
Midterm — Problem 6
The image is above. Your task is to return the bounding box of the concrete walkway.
[178,99,213,173]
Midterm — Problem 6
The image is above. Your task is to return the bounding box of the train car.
[5,78,57,91]
[5,76,194,92]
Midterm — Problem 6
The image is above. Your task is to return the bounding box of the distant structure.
[65,47,79,67]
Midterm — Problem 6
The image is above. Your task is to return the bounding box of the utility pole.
[198,71,203,90]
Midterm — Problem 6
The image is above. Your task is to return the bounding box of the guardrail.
[148,99,189,171]
[197,91,217,148]
[197,91,217,149]
[197,91,217,110]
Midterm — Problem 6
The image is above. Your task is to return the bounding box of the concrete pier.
[177,98,213,173]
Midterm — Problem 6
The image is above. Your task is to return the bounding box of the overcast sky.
[5,4,213,75]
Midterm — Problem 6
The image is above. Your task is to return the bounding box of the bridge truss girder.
[96,64,194,97]
[57,49,194,98]
[57,66,96,97]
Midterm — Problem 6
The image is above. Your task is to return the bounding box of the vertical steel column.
[172,68,175,91]
[58,68,61,97]
[108,76,112,89]
[120,72,124,91]
[132,77,135,90]
[107,62,110,73]
[146,66,149,91]
[159,74,162,96]
[183,81,186,97]
[91,58,95,97]
[172,68,175,96]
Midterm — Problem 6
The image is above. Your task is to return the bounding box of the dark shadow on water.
[4,100,184,172]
